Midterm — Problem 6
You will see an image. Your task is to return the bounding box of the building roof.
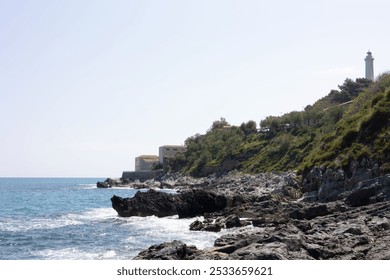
[136,155,159,159]
[159,145,186,148]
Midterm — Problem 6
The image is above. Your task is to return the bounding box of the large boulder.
[111,189,228,218]
[176,189,227,218]
[111,190,178,217]
[133,240,199,260]
[97,181,111,188]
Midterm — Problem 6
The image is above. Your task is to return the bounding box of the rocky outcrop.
[111,189,227,218]
[188,214,247,232]
[111,190,179,217]
[107,163,389,260]
[96,178,122,188]
[135,199,390,260]
[97,177,162,189]
[302,158,389,203]
[111,171,300,219]
[210,200,390,260]
[133,240,199,260]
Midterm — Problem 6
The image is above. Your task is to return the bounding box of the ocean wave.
[0,208,117,232]
[69,207,118,221]
[120,215,221,249]
[77,184,97,189]
[36,248,118,260]
[1,206,243,259]
[0,216,83,232]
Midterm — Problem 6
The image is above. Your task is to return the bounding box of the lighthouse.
[365,51,374,81]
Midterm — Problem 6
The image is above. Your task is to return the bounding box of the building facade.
[135,155,159,171]
[159,145,187,164]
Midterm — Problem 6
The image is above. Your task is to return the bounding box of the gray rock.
[224,215,241,228]
[133,240,198,260]
[121,169,390,260]
[189,220,204,231]
[96,181,111,188]
[111,188,228,218]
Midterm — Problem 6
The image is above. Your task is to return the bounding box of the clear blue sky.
[1,0,389,177]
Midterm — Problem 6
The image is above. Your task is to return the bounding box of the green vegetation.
[170,74,390,177]
[171,118,244,177]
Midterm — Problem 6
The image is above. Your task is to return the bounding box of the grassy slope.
[171,74,390,177]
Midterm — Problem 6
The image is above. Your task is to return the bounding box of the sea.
[0,178,225,260]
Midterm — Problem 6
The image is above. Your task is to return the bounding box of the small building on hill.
[159,145,187,164]
[135,155,159,171]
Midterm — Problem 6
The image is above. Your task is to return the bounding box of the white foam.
[0,208,117,232]
[111,186,134,190]
[36,248,118,260]
[70,207,117,221]
[124,215,256,251]
[0,216,83,232]
[121,215,221,249]
[77,184,96,189]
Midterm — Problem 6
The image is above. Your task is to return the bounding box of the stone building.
[159,145,187,164]
[135,155,159,171]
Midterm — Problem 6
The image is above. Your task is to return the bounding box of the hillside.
[169,73,390,177]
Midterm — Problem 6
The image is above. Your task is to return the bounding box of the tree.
[260,116,283,133]
[209,117,230,131]
[240,120,257,135]
[287,111,303,128]
[337,78,372,102]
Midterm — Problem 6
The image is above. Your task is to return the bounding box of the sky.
[1,0,389,177]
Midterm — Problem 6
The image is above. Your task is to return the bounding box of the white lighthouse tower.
[365,51,374,81]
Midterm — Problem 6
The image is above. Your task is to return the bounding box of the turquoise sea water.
[0,178,221,259]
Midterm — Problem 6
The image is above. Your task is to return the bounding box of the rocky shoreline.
[100,158,390,260]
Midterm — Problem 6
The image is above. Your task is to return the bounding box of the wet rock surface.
[107,163,390,260]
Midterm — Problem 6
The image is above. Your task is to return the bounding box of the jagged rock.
[189,215,244,233]
[318,181,345,202]
[109,169,390,260]
[288,203,331,220]
[189,220,204,231]
[111,190,178,217]
[345,185,379,207]
[175,189,227,218]
[302,167,323,193]
[345,175,390,206]
[97,177,125,188]
[160,180,176,189]
[96,181,111,188]
[301,162,389,204]
[365,235,390,260]
[111,188,228,218]
[135,199,390,260]
[133,240,199,260]
[203,223,222,232]
[189,219,223,232]
[252,214,288,227]
[370,216,390,231]
[224,215,241,228]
